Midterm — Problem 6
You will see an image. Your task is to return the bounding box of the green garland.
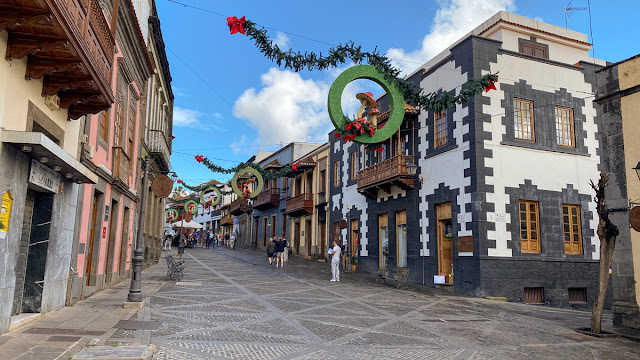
[199,157,292,181]
[242,20,498,112]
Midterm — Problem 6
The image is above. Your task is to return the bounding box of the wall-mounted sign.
[0,191,12,240]
[457,236,474,253]
[495,213,506,222]
[29,159,62,193]
[102,226,107,239]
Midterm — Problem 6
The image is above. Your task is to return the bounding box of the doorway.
[319,221,326,259]
[16,190,54,313]
[118,207,130,277]
[294,221,300,255]
[262,218,267,246]
[306,218,312,257]
[271,215,276,239]
[436,202,453,285]
[350,219,358,266]
[86,191,101,286]
[333,222,340,245]
[104,200,118,284]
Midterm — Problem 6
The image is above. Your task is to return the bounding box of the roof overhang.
[1,130,98,184]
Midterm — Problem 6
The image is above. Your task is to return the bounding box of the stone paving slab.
[149,246,640,360]
[73,345,155,360]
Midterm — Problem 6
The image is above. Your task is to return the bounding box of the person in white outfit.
[328,240,341,282]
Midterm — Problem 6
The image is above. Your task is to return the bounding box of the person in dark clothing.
[178,235,185,258]
[266,238,276,266]
[275,237,286,268]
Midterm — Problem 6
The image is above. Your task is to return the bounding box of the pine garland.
[198,157,293,181]
[241,20,498,112]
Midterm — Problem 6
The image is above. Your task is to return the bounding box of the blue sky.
[157,0,640,186]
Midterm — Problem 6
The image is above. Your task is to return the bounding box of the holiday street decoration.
[226,16,246,35]
[356,92,380,126]
[227,17,498,113]
[231,167,264,199]
[199,186,221,207]
[194,155,295,182]
[184,200,198,214]
[165,208,178,222]
[329,65,405,144]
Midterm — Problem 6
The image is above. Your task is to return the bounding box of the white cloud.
[274,32,290,49]
[230,135,249,155]
[173,106,223,129]
[234,68,334,144]
[386,0,515,74]
[171,85,186,97]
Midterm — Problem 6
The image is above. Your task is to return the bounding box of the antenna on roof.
[564,1,587,28]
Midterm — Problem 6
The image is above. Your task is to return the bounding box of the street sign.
[29,159,62,193]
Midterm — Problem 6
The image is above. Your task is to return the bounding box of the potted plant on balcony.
[350,256,358,272]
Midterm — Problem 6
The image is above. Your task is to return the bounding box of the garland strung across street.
[226,16,499,114]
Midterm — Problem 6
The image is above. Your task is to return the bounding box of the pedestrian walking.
[282,237,289,263]
[178,235,185,259]
[230,232,236,249]
[224,233,230,247]
[275,237,286,267]
[266,238,276,266]
[328,240,341,281]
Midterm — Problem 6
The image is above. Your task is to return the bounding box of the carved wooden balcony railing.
[285,193,314,216]
[112,146,130,185]
[1,0,115,118]
[357,155,415,197]
[317,191,327,206]
[211,209,222,218]
[147,129,171,169]
[229,197,248,215]
[220,214,233,226]
[253,188,280,210]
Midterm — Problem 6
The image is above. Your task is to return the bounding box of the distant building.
[595,53,640,328]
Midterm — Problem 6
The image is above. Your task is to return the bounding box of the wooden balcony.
[357,155,415,197]
[211,209,222,218]
[112,146,130,186]
[1,0,115,119]
[253,188,280,210]
[285,193,314,217]
[229,197,248,215]
[220,214,233,226]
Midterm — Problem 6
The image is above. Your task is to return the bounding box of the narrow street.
[149,247,640,360]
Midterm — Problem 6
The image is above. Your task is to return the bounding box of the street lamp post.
[127,156,150,304]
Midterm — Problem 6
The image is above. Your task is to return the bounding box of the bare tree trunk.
[590,172,619,334]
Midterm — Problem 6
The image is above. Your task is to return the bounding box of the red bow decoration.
[292,163,299,171]
[226,16,246,35]
[334,133,340,138]
[195,155,204,163]
[177,179,183,184]
[485,76,498,93]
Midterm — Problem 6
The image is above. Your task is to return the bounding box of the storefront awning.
[1,130,98,184]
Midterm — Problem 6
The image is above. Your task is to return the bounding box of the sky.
[156,0,640,186]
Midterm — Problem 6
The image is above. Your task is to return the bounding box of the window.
[568,288,587,303]
[555,107,574,147]
[514,99,534,141]
[396,211,407,267]
[350,152,358,180]
[98,110,109,141]
[524,287,544,304]
[114,102,124,146]
[563,204,582,255]
[379,214,388,269]
[519,39,549,59]
[376,144,386,163]
[333,161,340,187]
[320,170,326,193]
[519,200,540,253]
[434,111,447,148]
[127,108,135,157]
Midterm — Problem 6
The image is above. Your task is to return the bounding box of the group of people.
[163,230,237,258]
[266,237,288,267]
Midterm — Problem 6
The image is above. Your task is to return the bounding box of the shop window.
[519,200,540,253]
[563,204,582,255]
[514,99,534,141]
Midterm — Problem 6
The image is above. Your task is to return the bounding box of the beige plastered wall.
[0,31,80,157]
[620,56,640,307]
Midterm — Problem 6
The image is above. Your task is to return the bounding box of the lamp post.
[126,158,176,306]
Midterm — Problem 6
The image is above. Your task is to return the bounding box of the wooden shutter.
[519,200,540,253]
[524,287,544,304]
[563,204,582,255]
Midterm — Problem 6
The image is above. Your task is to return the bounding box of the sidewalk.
[0,255,168,360]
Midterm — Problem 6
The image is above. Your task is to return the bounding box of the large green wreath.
[231,167,264,199]
[328,65,404,144]
[200,186,221,206]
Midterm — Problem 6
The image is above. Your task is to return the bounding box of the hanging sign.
[29,159,62,193]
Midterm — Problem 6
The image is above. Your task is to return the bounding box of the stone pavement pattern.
[149,247,640,360]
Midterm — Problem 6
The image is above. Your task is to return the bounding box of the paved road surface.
[149,247,640,360]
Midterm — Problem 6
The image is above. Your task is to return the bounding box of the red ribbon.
[195,155,204,163]
[177,179,183,184]
[485,81,497,93]
[292,163,299,171]
[226,16,246,35]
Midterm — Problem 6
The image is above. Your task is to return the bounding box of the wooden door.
[118,207,130,276]
[436,202,453,284]
[350,219,358,259]
[271,216,276,238]
[104,202,118,283]
[306,219,312,257]
[263,218,267,246]
[319,223,326,259]
[295,222,300,254]
[333,222,340,245]
[85,193,99,286]
[255,219,259,247]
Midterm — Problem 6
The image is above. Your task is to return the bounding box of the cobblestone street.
[148,247,640,360]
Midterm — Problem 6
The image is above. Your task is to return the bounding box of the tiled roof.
[378,103,420,122]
